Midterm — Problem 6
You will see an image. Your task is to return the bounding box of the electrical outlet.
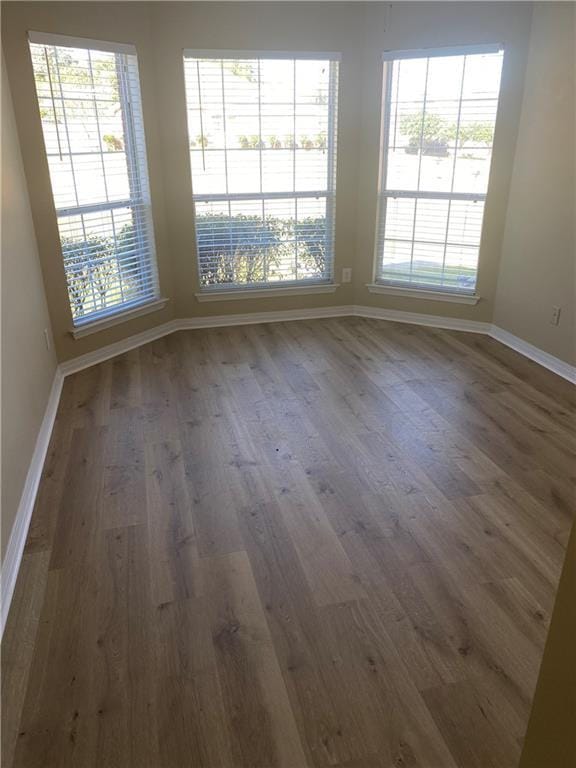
[551,306,561,326]
[43,328,51,350]
[342,267,352,283]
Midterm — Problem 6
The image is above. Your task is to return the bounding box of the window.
[375,45,504,295]
[183,51,339,291]
[29,32,159,326]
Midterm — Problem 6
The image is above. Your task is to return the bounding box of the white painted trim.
[180,305,352,328]
[195,284,340,303]
[61,320,179,377]
[0,369,64,637]
[354,305,490,334]
[490,325,576,384]
[70,298,170,339]
[4,306,573,636]
[366,283,480,305]
[61,305,490,379]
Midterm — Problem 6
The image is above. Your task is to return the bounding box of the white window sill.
[195,283,340,303]
[70,297,170,339]
[366,283,480,305]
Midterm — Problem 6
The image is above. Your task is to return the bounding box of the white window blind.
[375,45,504,294]
[183,51,339,291]
[29,32,159,325]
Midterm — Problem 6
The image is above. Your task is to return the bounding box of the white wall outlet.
[342,267,352,283]
[43,328,51,350]
[551,306,561,326]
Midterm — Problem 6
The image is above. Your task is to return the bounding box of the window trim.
[195,282,340,303]
[366,283,479,305]
[373,43,504,296]
[29,31,160,327]
[183,49,340,293]
[70,297,170,338]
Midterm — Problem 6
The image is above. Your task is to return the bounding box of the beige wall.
[1,58,58,561]
[2,2,535,362]
[494,2,575,365]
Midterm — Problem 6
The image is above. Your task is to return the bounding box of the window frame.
[183,49,340,295]
[373,43,505,298]
[28,31,161,330]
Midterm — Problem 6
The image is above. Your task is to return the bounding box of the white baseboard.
[353,305,491,334]
[60,319,179,377]
[490,325,576,383]
[3,304,573,636]
[60,304,489,378]
[0,368,64,636]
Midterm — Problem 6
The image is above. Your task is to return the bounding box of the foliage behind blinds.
[376,50,504,293]
[29,38,158,323]
[184,56,338,288]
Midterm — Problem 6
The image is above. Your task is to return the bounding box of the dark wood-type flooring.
[2,317,574,768]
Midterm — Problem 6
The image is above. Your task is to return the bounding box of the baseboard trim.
[60,320,179,377]
[179,305,354,328]
[490,325,576,383]
[353,305,491,334]
[59,305,490,376]
[3,305,573,636]
[0,368,64,637]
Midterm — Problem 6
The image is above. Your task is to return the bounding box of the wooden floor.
[2,317,574,768]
